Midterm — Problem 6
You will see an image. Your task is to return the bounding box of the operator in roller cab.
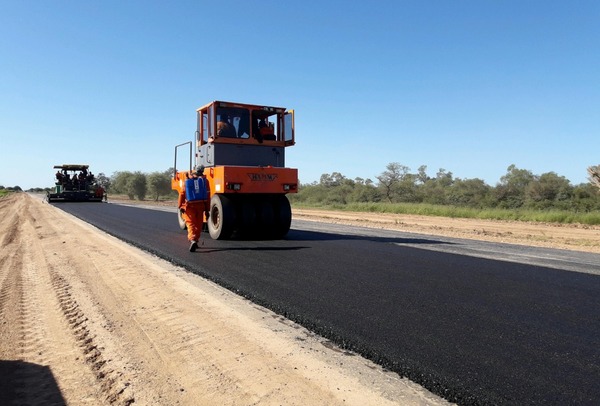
[178,166,210,252]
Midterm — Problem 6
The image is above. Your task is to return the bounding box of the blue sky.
[1,1,598,190]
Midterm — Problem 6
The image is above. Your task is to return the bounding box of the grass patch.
[291,202,600,226]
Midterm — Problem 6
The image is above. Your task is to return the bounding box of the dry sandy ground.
[0,192,451,406]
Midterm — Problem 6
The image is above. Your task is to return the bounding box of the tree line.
[289,163,600,212]
[103,169,175,201]
[0,185,23,192]
[18,163,600,211]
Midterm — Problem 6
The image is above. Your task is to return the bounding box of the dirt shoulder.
[109,195,600,254]
[0,193,449,406]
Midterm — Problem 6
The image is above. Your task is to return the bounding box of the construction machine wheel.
[208,194,235,240]
[257,198,275,237]
[177,210,187,230]
[273,195,292,238]
[240,200,257,233]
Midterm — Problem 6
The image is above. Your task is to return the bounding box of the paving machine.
[172,101,298,239]
[47,164,106,202]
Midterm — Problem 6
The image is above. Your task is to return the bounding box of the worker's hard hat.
[194,165,205,175]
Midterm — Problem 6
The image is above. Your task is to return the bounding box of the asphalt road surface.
[54,202,600,406]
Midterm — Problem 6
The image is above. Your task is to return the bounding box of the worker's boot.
[189,240,198,252]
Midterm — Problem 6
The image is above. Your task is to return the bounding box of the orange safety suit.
[178,180,208,242]
[258,120,275,140]
[259,126,274,135]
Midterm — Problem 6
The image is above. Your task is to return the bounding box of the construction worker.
[217,112,237,138]
[258,119,276,140]
[178,166,209,252]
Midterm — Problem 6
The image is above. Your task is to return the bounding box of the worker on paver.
[178,166,209,252]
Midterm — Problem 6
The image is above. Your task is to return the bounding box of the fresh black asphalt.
[54,202,600,405]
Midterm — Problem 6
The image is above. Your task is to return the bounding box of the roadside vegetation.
[293,201,600,225]
[290,163,600,226]
[21,163,600,225]
[0,185,22,198]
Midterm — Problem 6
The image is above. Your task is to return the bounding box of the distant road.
[55,201,600,406]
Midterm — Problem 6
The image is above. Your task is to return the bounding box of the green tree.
[111,171,134,196]
[96,172,111,191]
[127,172,147,200]
[321,173,354,204]
[448,178,492,207]
[396,173,420,203]
[376,162,410,203]
[164,167,176,178]
[571,183,600,211]
[291,180,328,205]
[421,169,454,205]
[416,165,429,184]
[525,172,572,209]
[147,171,172,201]
[350,178,382,203]
[494,164,535,208]
[319,172,346,187]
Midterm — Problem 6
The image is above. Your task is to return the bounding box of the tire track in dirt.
[48,269,133,405]
[14,241,69,405]
[0,195,26,406]
[31,201,136,405]
[0,238,24,405]
[0,195,21,249]
[0,194,67,405]
[0,243,22,341]
[31,201,221,404]
[1,194,133,405]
